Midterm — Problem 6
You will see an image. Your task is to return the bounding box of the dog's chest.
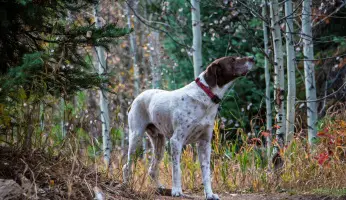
[184,120,213,144]
[176,102,218,144]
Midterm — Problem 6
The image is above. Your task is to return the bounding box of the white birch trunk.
[285,0,296,143]
[40,102,44,132]
[262,0,272,160]
[149,31,161,89]
[60,98,66,138]
[191,0,202,78]
[191,0,203,162]
[94,4,111,167]
[302,0,317,144]
[270,0,286,149]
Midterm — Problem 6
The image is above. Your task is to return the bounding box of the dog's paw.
[206,193,220,200]
[171,187,183,197]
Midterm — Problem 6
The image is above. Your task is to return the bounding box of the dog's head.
[204,56,254,88]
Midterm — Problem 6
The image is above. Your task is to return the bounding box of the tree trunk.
[285,0,296,144]
[39,102,45,132]
[140,1,150,90]
[191,0,202,78]
[23,104,34,151]
[60,97,66,138]
[59,11,72,140]
[191,0,203,162]
[127,0,140,96]
[302,0,317,144]
[127,0,145,157]
[270,0,286,150]
[94,3,111,167]
[262,0,272,161]
[149,31,161,89]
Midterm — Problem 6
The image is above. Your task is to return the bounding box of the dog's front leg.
[170,135,183,197]
[198,136,219,200]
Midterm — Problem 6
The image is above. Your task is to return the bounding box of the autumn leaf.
[273,124,281,129]
[316,152,329,166]
[261,131,270,137]
[250,138,262,145]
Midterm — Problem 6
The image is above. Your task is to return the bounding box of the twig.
[91,137,98,186]
[296,81,346,103]
[313,1,346,28]
[100,183,120,196]
[83,178,94,197]
[278,0,304,24]
[125,0,189,48]
[20,158,38,199]
[236,0,270,24]
[295,53,346,61]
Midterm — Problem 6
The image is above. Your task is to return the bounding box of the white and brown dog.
[123,56,254,199]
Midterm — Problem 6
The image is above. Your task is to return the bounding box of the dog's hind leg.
[123,108,148,183]
[122,127,146,183]
[147,126,165,188]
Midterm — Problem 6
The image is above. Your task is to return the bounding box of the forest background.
[1,0,346,199]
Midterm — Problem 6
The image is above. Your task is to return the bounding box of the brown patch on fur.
[204,56,254,88]
[204,62,218,88]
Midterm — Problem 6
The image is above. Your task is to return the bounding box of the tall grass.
[1,93,346,197]
[119,118,346,196]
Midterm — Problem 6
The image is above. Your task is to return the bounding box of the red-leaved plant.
[316,120,346,166]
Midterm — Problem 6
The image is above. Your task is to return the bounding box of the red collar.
[195,77,221,104]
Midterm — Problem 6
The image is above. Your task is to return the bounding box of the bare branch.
[313,0,346,28]
[296,81,346,103]
[125,0,190,48]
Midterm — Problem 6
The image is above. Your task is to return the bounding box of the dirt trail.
[154,193,346,200]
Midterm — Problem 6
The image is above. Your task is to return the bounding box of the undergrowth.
[117,116,346,198]
[1,95,346,199]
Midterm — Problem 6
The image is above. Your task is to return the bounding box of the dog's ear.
[204,62,220,88]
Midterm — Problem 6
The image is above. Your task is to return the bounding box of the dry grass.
[1,129,346,199]
[1,109,346,199]
[116,117,346,198]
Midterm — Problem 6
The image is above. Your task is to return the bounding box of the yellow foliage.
[129,66,134,75]
[18,87,27,100]
[121,42,127,48]
[0,104,10,127]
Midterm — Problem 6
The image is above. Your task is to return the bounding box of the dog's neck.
[197,72,234,100]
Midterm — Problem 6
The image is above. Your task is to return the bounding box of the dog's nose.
[248,57,255,63]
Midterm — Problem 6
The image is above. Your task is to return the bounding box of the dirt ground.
[1,147,345,200]
[153,193,346,200]
[149,187,346,200]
